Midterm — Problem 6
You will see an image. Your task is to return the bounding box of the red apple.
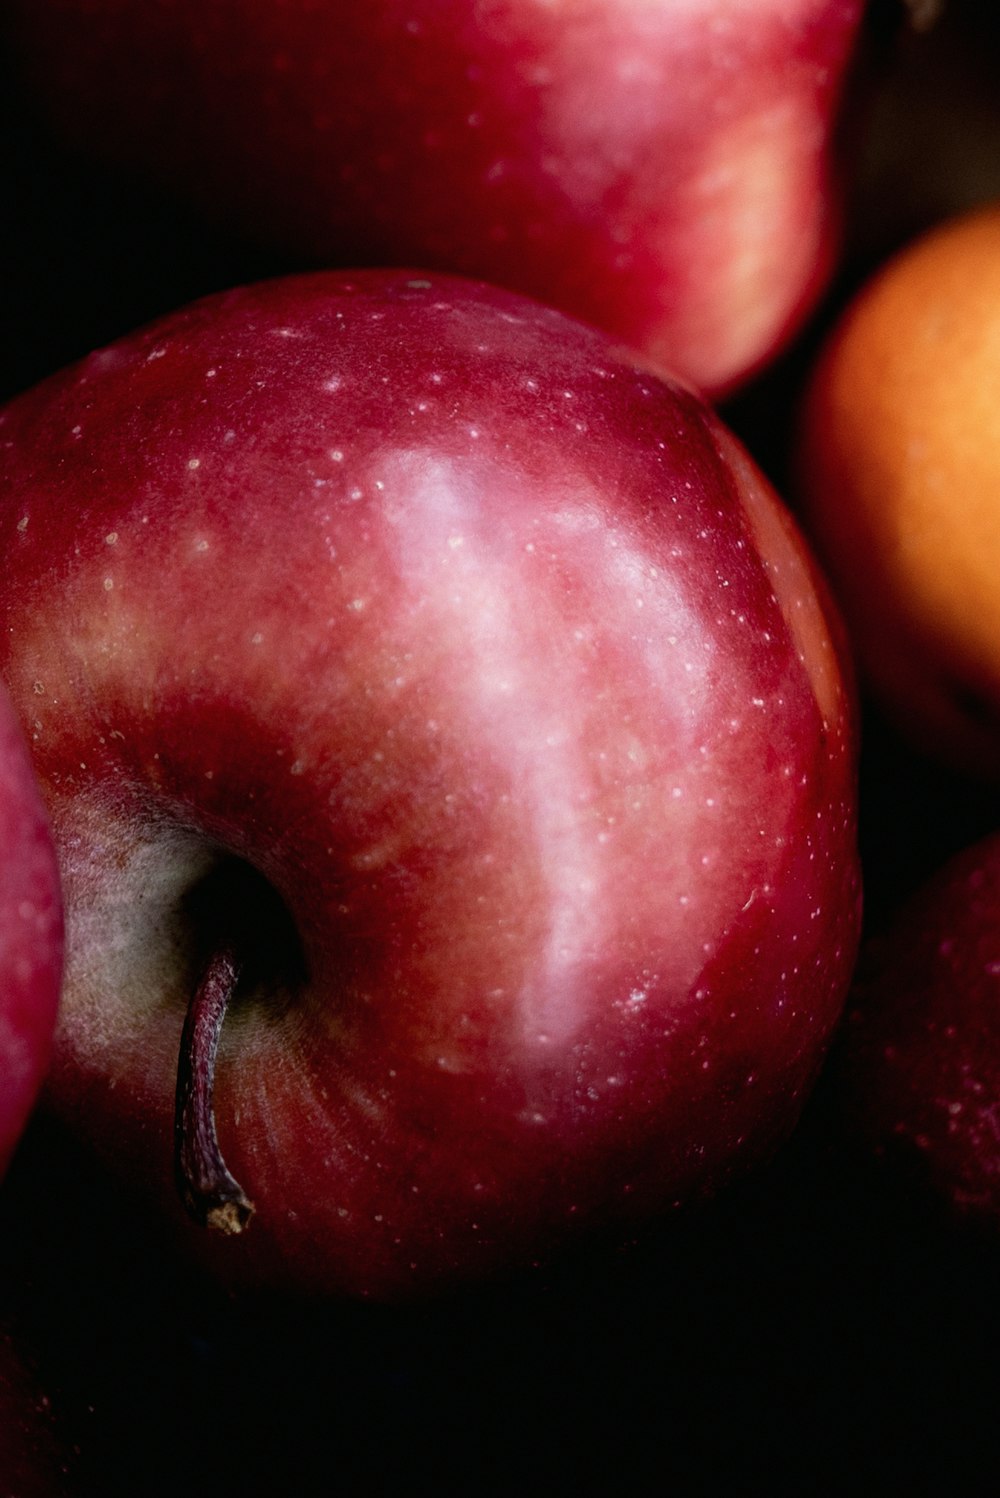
[4,0,866,397]
[0,270,860,1297]
[0,1330,70,1498]
[835,831,1000,1226]
[0,684,62,1179]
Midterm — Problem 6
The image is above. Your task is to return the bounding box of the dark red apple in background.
[0,1330,70,1498]
[3,0,866,398]
[834,831,1000,1226]
[0,685,62,1179]
[0,270,860,1298]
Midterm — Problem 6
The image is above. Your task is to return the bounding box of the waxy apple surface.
[0,685,63,1178]
[5,0,865,396]
[0,272,860,1297]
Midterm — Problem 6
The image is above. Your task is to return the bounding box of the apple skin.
[834,832,1000,1226]
[0,270,860,1298]
[0,684,63,1179]
[4,0,865,397]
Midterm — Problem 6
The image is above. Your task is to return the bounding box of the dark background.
[3,4,1000,1493]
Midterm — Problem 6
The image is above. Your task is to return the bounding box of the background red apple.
[0,1328,71,1498]
[0,683,63,1179]
[0,269,860,1299]
[2,0,866,398]
[832,830,1000,1226]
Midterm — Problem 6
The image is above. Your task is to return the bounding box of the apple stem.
[174,943,255,1236]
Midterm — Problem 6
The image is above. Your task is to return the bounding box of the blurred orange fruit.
[798,204,1000,778]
